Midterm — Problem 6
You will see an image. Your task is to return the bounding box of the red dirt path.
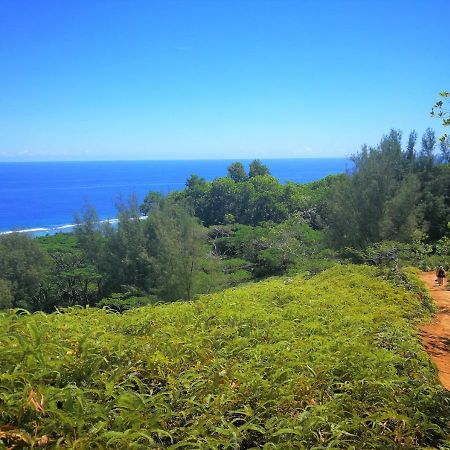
[419,272,450,390]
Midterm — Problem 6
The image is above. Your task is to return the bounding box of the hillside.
[1,265,449,448]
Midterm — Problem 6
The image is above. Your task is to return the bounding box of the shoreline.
[0,216,151,237]
[0,218,120,237]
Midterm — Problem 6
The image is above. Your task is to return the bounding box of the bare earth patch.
[419,272,450,390]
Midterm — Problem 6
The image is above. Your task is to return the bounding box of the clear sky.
[0,0,449,161]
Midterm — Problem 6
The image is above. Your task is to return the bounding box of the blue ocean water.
[0,159,351,234]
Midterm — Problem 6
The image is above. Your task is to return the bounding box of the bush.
[96,294,157,312]
[0,266,448,448]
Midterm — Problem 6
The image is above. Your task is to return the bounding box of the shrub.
[97,294,157,312]
[0,266,448,448]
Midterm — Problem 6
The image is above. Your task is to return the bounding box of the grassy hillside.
[0,266,449,448]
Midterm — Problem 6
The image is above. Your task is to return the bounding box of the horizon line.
[0,156,350,163]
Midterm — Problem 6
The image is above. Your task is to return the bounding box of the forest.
[1,128,450,312]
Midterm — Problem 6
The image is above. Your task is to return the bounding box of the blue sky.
[0,0,449,161]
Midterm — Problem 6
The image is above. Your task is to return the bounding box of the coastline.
[0,218,120,237]
[0,158,351,236]
[0,216,153,238]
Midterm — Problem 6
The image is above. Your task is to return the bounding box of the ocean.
[0,159,351,235]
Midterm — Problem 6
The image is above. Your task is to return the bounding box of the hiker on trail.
[436,266,446,286]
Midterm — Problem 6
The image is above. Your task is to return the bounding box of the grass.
[0,265,449,448]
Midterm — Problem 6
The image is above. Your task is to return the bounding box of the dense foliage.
[326,128,450,248]
[210,219,334,279]
[1,266,448,448]
[0,160,339,312]
[2,137,450,312]
[143,160,337,228]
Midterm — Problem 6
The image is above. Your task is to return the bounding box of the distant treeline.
[1,128,450,312]
[141,158,336,228]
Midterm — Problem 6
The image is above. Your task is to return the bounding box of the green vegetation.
[0,160,340,312]
[2,132,450,312]
[0,233,49,310]
[431,91,450,142]
[159,160,336,227]
[326,128,450,248]
[1,266,448,448]
[2,134,450,448]
[211,218,333,279]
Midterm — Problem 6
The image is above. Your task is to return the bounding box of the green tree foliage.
[213,218,330,278]
[201,177,239,226]
[248,158,270,178]
[439,136,450,163]
[421,164,450,240]
[73,203,103,263]
[6,134,449,312]
[140,191,165,215]
[183,174,210,221]
[431,91,450,142]
[0,233,49,310]
[178,168,337,227]
[0,279,13,309]
[226,161,248,182]
[419,127,436,172]
[145,201,220,300]
[46,252,101,309]
[0,163,342,311]
[102,196,152,294]
[406,129,417,162]
[246,175,288,223]
[328,131,415,247]
[379,174,422,242]
[327,128,450,248]
[74,198,232,303]
[37,233,101,310]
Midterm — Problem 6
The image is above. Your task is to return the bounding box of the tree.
[46,251,101,308]
[421,164,450,240]
[421,128,436,159]
[103,196,152,294]
[0,279,13,309]
[247,175,288,224]
[201,177,238,225]
[227,162,248,182]
[183,174,209,219]
[419,128,437,174]
[140,191,165,215]
[406,130,417,162]
[74,202,104,264]
[379,174,422,242]
[146,201,217,300]
[326,130,421,248]
[439,137,450,163]
[431,91,450,142]
[0,233,49,310]
[37,232,102,310]
[249,159,270,178]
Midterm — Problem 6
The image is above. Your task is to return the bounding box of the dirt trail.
[419,272,450,390]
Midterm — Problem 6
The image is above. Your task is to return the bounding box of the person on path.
[436,265,446,286]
